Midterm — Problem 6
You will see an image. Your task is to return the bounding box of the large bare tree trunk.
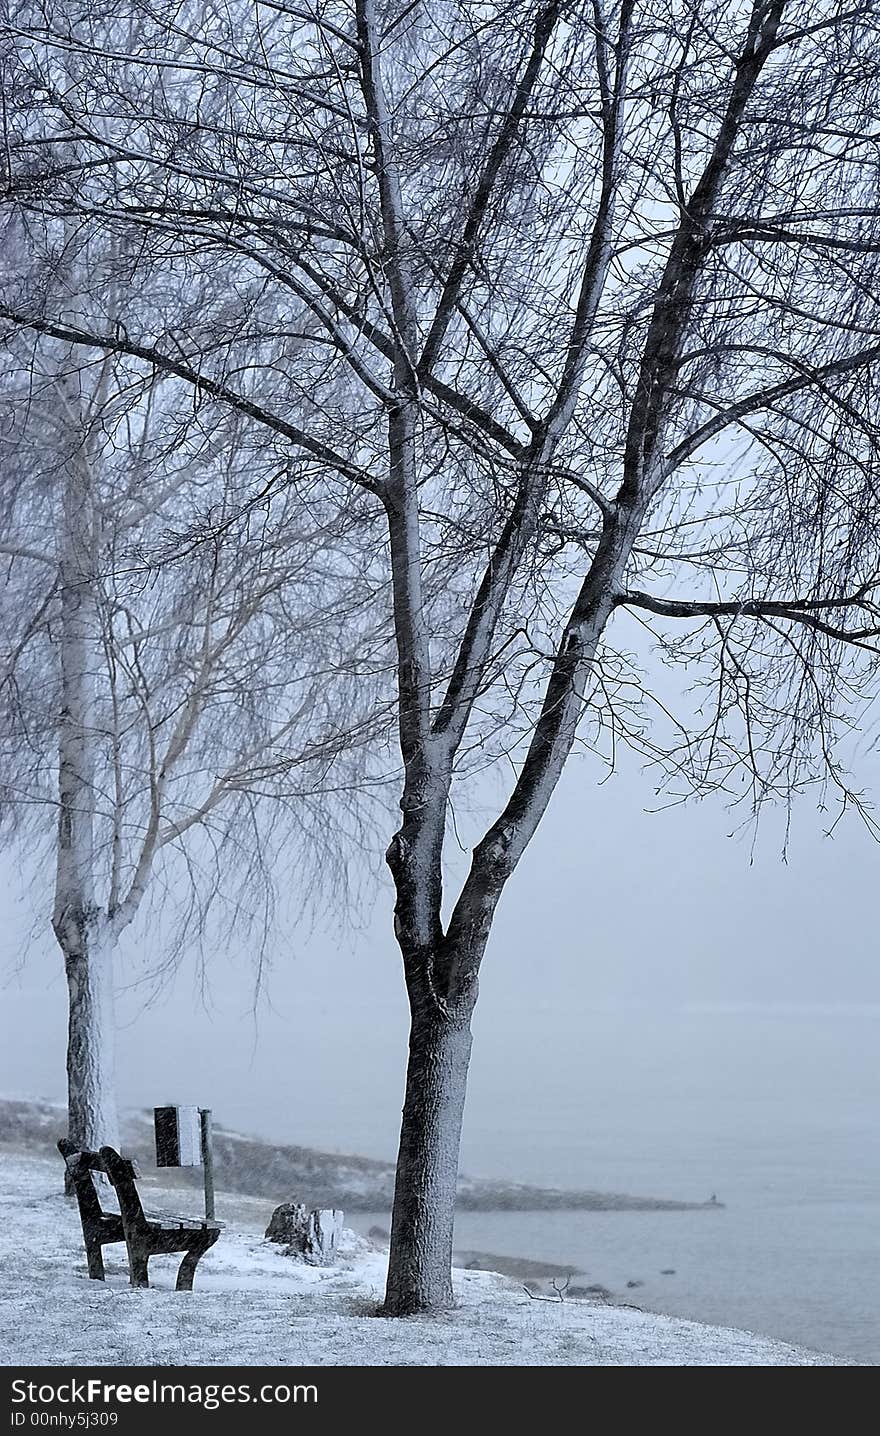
[383,985,473,1315]
[52,369,120,1155]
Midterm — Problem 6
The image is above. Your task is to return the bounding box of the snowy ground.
[0,1151,846,1366]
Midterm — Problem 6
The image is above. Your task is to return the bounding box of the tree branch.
[666,340,880,472]
[617,585,880,649]
[0,305,377,491]
[418,0,565,376]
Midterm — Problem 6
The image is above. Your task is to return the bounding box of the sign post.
[200,1108,215,1221]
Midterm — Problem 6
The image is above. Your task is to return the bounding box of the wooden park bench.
[58,1139,221,1290]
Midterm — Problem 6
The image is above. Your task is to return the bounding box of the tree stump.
[264,1202,344,1265]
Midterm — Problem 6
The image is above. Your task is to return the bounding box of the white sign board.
[154,1105,202,1167]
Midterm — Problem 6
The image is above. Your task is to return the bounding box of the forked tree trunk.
[383,987,473,1315]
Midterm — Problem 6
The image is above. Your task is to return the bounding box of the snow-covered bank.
[0,1151,846,1366]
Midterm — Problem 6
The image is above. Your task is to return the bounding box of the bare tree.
[0,245,386,1154]
[2,0,880,1312]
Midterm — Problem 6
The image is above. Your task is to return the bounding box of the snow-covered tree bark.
[52,364,120,1152]
[384,996,473,1314]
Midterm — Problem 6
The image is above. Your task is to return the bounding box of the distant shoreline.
[0,1097,724,1214]
[454,1182,724,1213]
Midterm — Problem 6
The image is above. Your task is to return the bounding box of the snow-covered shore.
[0,1150,847,1366]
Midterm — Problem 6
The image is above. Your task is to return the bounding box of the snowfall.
[0,1150,847,1366]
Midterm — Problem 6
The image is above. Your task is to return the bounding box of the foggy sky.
[3,737,878,1192]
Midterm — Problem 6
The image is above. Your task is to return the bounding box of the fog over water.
[2,750,879,1358]
[3,751,878,1162]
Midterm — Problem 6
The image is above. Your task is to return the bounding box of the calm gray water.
[445,1198,877,1363]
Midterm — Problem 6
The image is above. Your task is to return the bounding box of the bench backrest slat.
[58,1138,109,1225]
[98,1145,148,1231]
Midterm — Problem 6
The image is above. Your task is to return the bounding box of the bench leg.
[85,1246,105,1280]
[127,1244,150,1289]
[84,1239,106,1281]
[175,1237,215,1292]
